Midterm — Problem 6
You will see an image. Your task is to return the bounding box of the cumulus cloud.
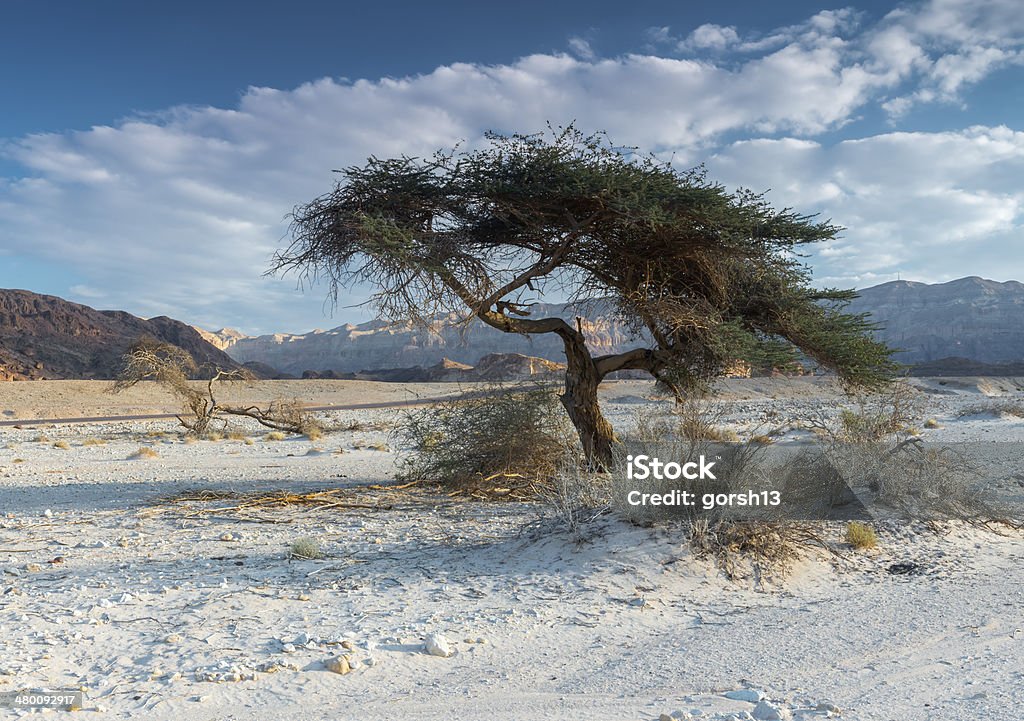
[0,0,1021,333]
[706,126,1024,288]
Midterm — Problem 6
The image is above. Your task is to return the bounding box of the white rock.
[43,509,53,518]
[816,701,841,713]
[752,700,790,720]
[424,633,452,657]
[725,689,765,703]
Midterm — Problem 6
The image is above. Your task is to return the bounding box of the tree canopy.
[272,126,896,465]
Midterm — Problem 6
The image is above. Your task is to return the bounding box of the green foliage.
[398,385,573,492]
[275,125,896,392]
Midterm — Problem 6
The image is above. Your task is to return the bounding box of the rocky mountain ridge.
[206,277,1024,375]
[0,289,245,381]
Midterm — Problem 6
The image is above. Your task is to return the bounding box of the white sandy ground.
[0,379,1023,720]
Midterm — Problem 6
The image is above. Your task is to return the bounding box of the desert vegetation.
[111,337,324,438]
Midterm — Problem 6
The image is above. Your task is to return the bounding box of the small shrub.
[289,537,324,560]
[398,384,572,493]
[130,446,160,460]
[33,434,50,443]
[53,440,70,450]
[182,435,198,445]
[923,418,941,429]
[203,431,224,441]
[845,521,878,549]
[227,431,248,441]
[13,458,24,463]
[264,431,287,442]
[81,438,107,447]
[749,434,775,445]
[243,437,255,446]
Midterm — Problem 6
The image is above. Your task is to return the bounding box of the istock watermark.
[625,453,717,480]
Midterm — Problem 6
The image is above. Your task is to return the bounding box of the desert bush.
[289,537,324,560]
[264,431,287,442]
[845,521,878,549]
[398,384,573,493]
[542,449,611,539]
[130,446,160,460]
[826,381,925,443]
[923,418,941,429]
[81,438,107,446]
[52,440,69,450]
[689,519,815,581]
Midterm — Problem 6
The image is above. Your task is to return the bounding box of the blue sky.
[2,0,1023,334]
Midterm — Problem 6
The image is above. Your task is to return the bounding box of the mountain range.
[2,276,1023,381]
[204,277,1024,376]
[0,289,243,381]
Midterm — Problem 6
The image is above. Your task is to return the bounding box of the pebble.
[816,701,841,713]
[325,655,351,675]
[424,633,452,657]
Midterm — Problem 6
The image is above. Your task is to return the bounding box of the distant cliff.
[0,289,245,380]
[206,277,1024,375]
[847,277,1024,365]
[204,302,635,375]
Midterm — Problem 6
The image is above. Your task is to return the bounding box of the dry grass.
[845,521,878,549]
[52,440,70,450]
[923,418,941,429]
[264,431,287,442]
[398,384,572,495]
[81,438,107,447]
[689,519,824,582]
[129,446,160,460]
[32,434,50,443]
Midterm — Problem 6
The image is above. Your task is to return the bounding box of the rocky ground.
[1,378,1023,720]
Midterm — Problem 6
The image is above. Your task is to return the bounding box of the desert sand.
[1,378,1023,720]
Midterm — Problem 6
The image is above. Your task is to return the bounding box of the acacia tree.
[272,127,895,467]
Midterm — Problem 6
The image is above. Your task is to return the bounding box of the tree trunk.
[558,326,616,470]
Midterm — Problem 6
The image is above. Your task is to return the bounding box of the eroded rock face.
[207,278,1024,374]
[0,289,246,380]
[209,302,636,375]
[848,276,1024,364]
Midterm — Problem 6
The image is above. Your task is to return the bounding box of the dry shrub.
[264,431,287,442]
[398,384,573,494]
[81,438,107,447]
[289,537,324,560]
[846,521,877,549]
[826,381,925,442]
[53,440,69,450]
[130,446,160,460]
[689,519,816,582]
[541,448,611,539]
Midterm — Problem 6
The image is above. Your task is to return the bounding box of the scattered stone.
[325,655,351,675]
[43,509,53,518]
[24,563,42,573]
[281,643,297,654]
[816,701,841,713]
[164,633,183,644]
[340,639,355,650]
[725,689,765,703]
[752,700,790,720]
[256,660,299,673]
[424,633,452,657]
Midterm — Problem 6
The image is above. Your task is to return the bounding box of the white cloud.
[1,0,1022,332]
[707,126,1024,288]
[680,24,740,52]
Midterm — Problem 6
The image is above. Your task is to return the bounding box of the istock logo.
[626,454,717,481]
